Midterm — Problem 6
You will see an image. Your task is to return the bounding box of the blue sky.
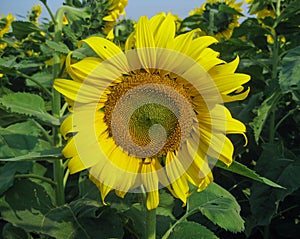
[1,0,206,21]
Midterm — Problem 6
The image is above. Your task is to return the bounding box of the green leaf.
[216,160,283,188]
[0,121,52,159]
[250,90,281,143]
[168,222,218,239]
[46,40,70,55]
[279,46,300,93]
[249,143,300,225]
[41,199,124,239]
[2,223,30,239]
[219,4,243,16]
[0,162,32,195]
[278,0,300,22]
[26,71,53,88]
[0,179,55,232]
[187,183,244,232]
[11,21,41,40]
[0,148,63,162]
[156,190,175,219]
[0,93,59,126]
[0,121,40,158]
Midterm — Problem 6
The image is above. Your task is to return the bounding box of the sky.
[1,0,206,21]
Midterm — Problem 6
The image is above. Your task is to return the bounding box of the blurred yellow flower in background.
[0,13,15,38]
[28,4,42,24]
[190,0,243,40]
[103,0,128,22]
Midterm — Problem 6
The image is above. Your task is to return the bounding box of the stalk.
[145,208,156,239]
[42,0,66,206]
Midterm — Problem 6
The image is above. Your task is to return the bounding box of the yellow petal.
[82,37,129,72]
[150,13,175,48]
[60,114,74,139]
[70,57,102,82]
[222,87,250,102]
[165,153,189,205]
[208,56,240,76]
[125,32,136,51]
[54,79,101,103]
[198,104,246,135]
[213,73,250,95]
[65,52,81,82]
[167,30,195,54]
[187,36,218,61]
[68,155,96,174]
[136,16,156,69]
[146,191,159,210]
[199,128,234,166]
[197,48,224,71]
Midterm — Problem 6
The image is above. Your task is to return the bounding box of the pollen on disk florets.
[103,71,195,158]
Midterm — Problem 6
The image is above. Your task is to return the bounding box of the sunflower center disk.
[104,72,194,159]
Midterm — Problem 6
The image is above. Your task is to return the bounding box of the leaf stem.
[15,174,57,187]
[31,119,53,144]
[7,70,52,98]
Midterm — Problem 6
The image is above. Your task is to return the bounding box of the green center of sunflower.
[104,72,194,158]
[129,103,179,146]
[203,3,234,33]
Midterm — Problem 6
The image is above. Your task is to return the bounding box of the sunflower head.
[189,0,243,40]
[28,4,42,24]
[0,13,15,39]
[54,13,250,209]
[103,0,128,22]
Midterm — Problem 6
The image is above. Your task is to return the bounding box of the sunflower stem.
[208,8,215,36]
[52,6,65,206]
[145,208,156,239]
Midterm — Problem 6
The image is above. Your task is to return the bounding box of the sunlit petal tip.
[146,190,159,210]
[242,132,248,147]
[68,155,88,174]
[115,190,127,198]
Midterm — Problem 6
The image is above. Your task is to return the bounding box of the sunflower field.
[0,0,299,238]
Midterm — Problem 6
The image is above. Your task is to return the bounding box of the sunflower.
[103,0,128,22]
[0,13,15,38]
[28,4,42,25]
[190,0,243,40]
[102,0,128,39]
[54,13,250,210]
[246,0,276,19]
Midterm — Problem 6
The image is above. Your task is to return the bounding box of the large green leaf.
[0,162,32,195]
[26,71,53,88]
[2,223,30,239]
[41,199,124,239]
[0,179,124,239]
[0,179,55,232]
[279,46,300,93]
[46,40,70,55]
[250,90,281,143]
[12,21,41,40]
[168,222,218,239]
[249,143,300,225]
[0,93,59,126]
[0,121,52,159]
[0,148,63,162]
[187,183,244,232]
[216,160,283,188]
